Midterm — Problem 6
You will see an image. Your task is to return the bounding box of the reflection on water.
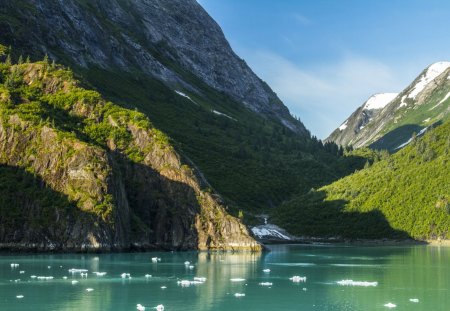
[1,245,450,310]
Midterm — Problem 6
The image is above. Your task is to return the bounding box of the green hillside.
[273,120,450,240]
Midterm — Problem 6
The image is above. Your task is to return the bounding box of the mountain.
[273,119,450,240]
[0,57,260,251]
[0,0,356,215]
[327,93,398,147]
[327,62,450,151]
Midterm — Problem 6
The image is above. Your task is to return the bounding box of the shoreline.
[258,237,450,247]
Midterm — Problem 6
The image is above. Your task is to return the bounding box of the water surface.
[1,244,449,310]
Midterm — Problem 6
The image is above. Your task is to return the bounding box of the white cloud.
[242,51,406,138]
[292,13,311,25]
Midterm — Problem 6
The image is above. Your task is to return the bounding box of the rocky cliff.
[0,60,260,251]
[0,0,304,133]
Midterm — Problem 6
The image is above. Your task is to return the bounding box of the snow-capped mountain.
[326,62,450,150]
[326,93,398,147]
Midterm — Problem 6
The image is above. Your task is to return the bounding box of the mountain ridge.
[327,61,450,151]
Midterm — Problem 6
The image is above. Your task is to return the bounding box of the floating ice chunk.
[10,263,19,268]
[86,288,94,292]
[290,276,307,283]
[230,278,246,282]
[262,269,271,273]
[188,265,195,270]
[258,282,273,286]
[19,271,25,274]
[80,273,88,278]
[184,261,190,265]
[47,266,51,269]
[177,280,191,287]
[151,257,161,263]
[409,298,419,303]
[194,277,206,282]
[93,272,106,276]
[177,280,203,287]
[121,273,131,279]
[155,304,164,311]
[30,275,37,279]
[161,286,167,289]
[302,288,307,291]
[137,304,146,311]
[16,295,24,299]
[145,274,152,278]
[337,279,377,287]
[234,293,245,297]
[69,269,88,274]
[72,280,79,284]
[63,276,68,279]
[37,276,54,280]
[384,302,397,308]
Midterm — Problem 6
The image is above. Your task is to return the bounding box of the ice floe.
[151,257,161,263]
[10,263,19,268]
[16,295,24,299]
[234,293,245,297]
[409,298,419,303]
[93,272,107,276]
[177,279,204,287]
[86,288,94,292]
[263,269,271,273]
[69,269,88,274]
[258,282,273,286]
[337,279,377,287]
[121,273,131,279]
[290,276,307,283]
[230,278,246,282]
[384,302,397,308]
[37,276,54,280]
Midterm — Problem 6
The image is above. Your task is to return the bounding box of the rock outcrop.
[0,62,260,252]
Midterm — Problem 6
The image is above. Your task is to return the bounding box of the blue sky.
[198,0,450,138]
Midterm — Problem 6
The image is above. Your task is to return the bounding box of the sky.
[198,0,450,138]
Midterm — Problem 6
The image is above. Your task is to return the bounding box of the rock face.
[327,93,398,147]
[327,62,450,151]
[0,0,305,133]
[0,62,260,252]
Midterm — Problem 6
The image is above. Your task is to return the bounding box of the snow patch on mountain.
[212,110,237,121]
[339,120,348,131]
[408,62,450,99]
[363,93,398,110]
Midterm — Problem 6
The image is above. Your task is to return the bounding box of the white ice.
[364,93,398,110]
[290,276,307,283]
[337,279,377,287]
[339,120,348,131]
[384,302,397,308]
[408,62,450,99]
[259,282,273,286]
[211,110,237,121]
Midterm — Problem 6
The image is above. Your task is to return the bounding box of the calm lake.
[1,244,449,310]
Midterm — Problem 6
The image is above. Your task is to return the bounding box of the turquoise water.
[1,244,449,310]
